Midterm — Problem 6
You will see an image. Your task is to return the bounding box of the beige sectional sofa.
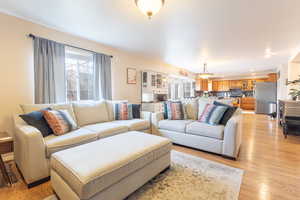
[13,100,151,187]
[151,99,243,159]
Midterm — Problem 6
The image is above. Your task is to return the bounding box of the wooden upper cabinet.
[222,80,230,91]
[195,79,201,91]
[212,80,218,91]
[266,73,277,82]
[196,78,208,91]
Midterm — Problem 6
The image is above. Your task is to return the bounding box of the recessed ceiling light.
[265,48,276,58]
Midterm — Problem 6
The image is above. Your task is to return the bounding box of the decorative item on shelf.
[179,69,188,77]
[142,71,147,87]
[156,74,162,88]
[127,68,137,84]
[287,76,300,101]
[198,63,214,79]
[135,0,165,19]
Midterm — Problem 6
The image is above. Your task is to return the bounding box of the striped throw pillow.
[198,104,228,125]
[42,110,77,136]
[114,103,133,120]
[198,104,215,122]
[166,101,184,120]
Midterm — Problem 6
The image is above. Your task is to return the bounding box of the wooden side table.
[0,132,13,186]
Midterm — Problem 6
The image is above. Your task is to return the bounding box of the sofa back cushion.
[20,104,52,114]
[73,101,109,126]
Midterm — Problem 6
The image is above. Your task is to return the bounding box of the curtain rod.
[28,34,113,58]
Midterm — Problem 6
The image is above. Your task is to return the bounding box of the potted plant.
[287,76,300,100]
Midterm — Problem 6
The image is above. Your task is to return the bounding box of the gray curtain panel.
[94,53,112,100]
[34,37,66,104]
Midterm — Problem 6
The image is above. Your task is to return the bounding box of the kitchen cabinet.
[240,97,255,110]
[266,73,277,82]
[212,80,219,91]
[196,78,208,91]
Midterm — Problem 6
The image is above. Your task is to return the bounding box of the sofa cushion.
[51,132,171,199]
[111,119,150,131]
[73,101,109,126]
[44,128,98,158]
[158,120,194,132]
[83,122,128,139]
[186,121,225,140]
[20,104,52,114]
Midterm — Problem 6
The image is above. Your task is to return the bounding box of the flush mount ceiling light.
[135,0,165,19]
[198,63,214,79]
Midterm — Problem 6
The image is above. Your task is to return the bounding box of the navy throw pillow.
[19,108,53,137]
[132,104,141,119]
[213,101,237,125]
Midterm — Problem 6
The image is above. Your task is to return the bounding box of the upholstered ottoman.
[50,131,171,200]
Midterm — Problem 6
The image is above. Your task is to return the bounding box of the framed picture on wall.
[127,68,137,84]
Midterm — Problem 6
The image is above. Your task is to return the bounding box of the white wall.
[277,64,288,100]
[0,13,195,134]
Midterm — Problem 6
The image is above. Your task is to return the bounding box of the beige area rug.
[45,151,244,200]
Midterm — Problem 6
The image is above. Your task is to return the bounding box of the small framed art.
[127,68,137,84]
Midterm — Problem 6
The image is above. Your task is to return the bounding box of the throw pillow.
[198,104,215,122]
[163,102,168,119]
[114,103,133,120]
[166,101,184,120]
[132,104,141,119]
[182,100,198,120]
[19,108,53,137]
[198,104,228,125]
[43,109,77,136]
[197,99,211,119]
[214,101,237,125]
[207,105,228,125]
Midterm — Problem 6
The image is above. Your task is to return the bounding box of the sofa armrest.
[151,112,164,135]
[222,113,243,159]
[14,124,49,184]
[141,111,151,122]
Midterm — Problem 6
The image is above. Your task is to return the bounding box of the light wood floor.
[1,113,300,200]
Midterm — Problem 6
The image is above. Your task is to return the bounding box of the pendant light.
[135,0,165,19]
[198,63,214,79]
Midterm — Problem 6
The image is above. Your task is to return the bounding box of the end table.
[0,132,13,186]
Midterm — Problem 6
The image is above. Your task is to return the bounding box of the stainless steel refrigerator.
[254,82,277,114]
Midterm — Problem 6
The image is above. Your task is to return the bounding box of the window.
[65,47,95,102]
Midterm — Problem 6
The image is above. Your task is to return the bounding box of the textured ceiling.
[1,0,300,76]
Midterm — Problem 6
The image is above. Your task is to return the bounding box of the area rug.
[45,151,244,200]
